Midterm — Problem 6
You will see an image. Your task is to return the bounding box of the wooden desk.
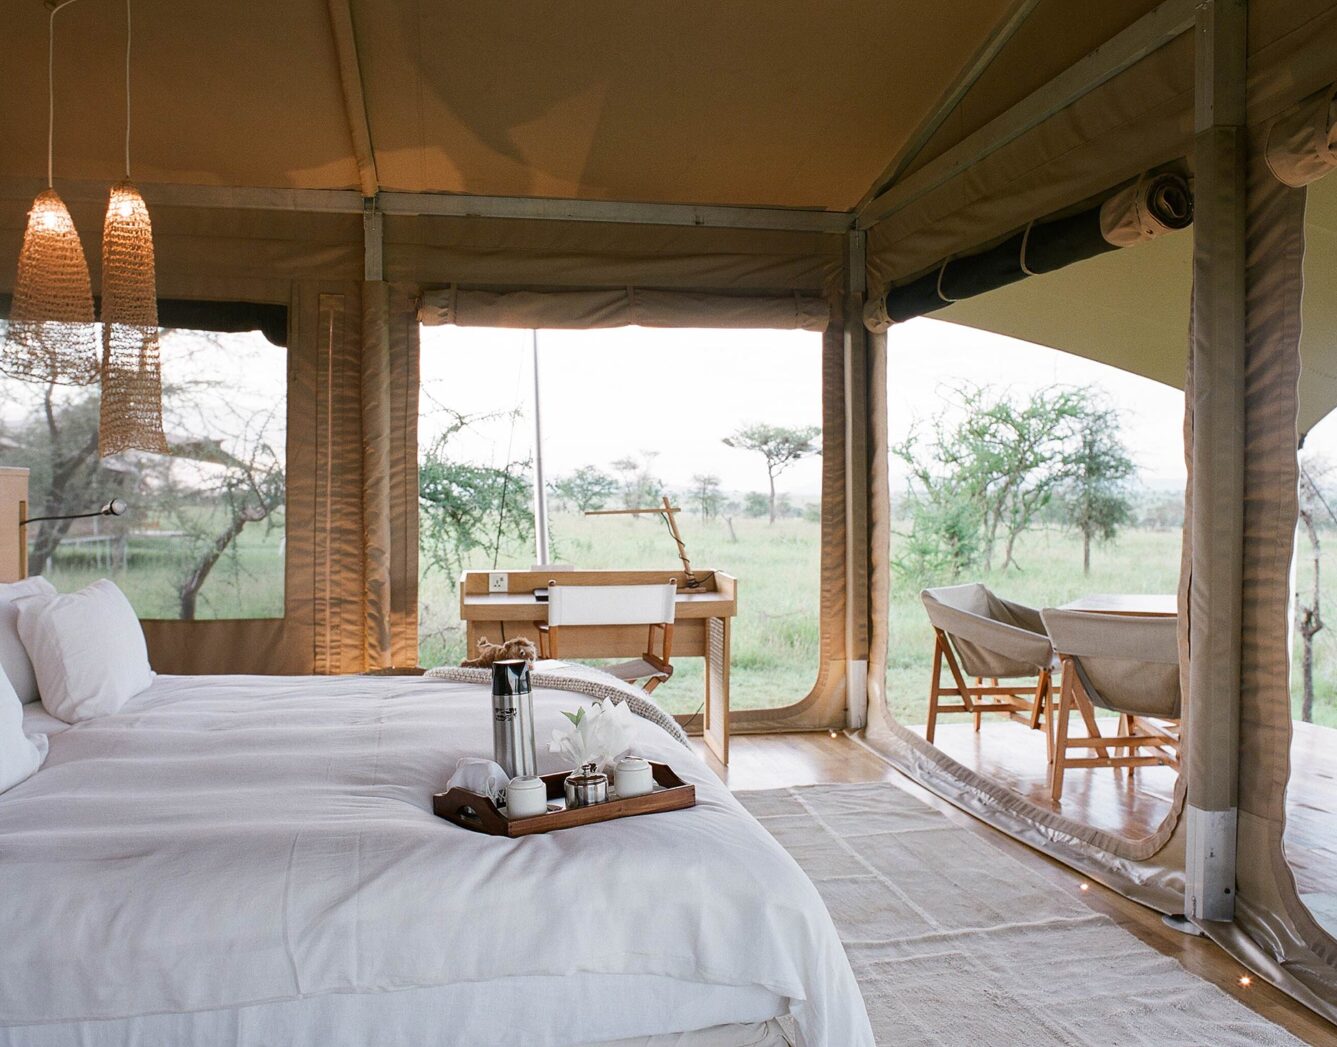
[1060,593,1177,617]
[460,569,738,764]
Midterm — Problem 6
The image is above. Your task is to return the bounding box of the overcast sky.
[419,316,1243,499]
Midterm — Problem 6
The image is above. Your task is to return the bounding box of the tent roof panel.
[0,0,361,191]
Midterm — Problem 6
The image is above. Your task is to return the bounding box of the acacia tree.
[1296,460,1334,723]
[1056,401,1135,575]
[0,381,130,576]
[689,473,723,520]
[611,452,663,512]
[552,465,618,512]
[723,423,820,524]
[419,410,533,586]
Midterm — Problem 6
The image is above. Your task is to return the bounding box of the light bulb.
[117,199,135,218]
[39,208,61,230]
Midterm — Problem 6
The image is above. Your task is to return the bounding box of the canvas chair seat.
[537,583,677,695]
[1040,609,1182,720]
[921,583,1056,678]
[603,658,673,685]
[1039,608,1182,802]
[920,584,1058,752]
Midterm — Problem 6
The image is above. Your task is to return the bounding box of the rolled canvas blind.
[419,286,829,331]
[1266,83,1337,188]
[864,171,1193,330]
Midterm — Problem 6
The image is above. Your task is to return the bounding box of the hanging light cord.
[123,0,131,177]
[46,0,85,189]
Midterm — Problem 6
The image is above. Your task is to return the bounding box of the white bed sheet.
[1,674,870,1047]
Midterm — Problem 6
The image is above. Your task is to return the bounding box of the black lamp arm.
[19,499,128,527]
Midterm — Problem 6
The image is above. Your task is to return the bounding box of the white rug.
[737,783,1308,1047]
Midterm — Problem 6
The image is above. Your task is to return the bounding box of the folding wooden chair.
[921,584,1058,755]
[1040,608,1182,802]
[537,583,677,693]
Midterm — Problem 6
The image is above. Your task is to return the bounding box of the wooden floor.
[906,717,1337,908]
[693,731,1337,1046]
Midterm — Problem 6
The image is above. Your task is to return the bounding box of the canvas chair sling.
[1041,609,1181,802]
[921,585,1057,753]
[537,583,677,693]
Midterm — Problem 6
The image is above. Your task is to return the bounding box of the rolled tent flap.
[1266,83,1337,189]
[867,171,1193,328]
[419,286,830,331]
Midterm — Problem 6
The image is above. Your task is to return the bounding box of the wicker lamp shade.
[3,188,100,386]
[99,180,167,456]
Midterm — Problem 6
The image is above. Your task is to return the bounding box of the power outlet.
[488,572,509,593]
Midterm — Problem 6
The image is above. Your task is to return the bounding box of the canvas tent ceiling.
[1,0,1168,211]
[934,176,1337,435]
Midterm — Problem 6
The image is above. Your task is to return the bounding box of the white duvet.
[0,673,871,1047]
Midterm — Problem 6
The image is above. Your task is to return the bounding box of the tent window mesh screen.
[3,188,100,386]
[99,180,167,456]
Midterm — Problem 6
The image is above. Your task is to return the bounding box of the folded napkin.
[447,757,510,803]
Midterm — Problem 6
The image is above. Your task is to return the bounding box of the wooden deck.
[694,730,1337,1045]
[908,717,1337,909]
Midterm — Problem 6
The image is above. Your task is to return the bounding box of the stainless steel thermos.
[491,659,537,778]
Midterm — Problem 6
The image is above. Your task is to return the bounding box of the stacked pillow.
[0,577,155,794]
[15,579,155,723]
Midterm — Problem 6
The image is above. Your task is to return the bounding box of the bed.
[0,670,872,1047]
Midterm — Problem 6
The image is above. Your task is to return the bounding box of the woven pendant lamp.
[2,2,99,387]
[98,0,167,456]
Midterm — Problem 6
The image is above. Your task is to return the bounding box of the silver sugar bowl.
[563,762,609,809]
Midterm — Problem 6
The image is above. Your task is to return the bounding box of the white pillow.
[0,664,47,793]
[16,579,155,723]
[0,576,57,704]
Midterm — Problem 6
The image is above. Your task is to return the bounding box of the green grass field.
[42,518,286,621]
[420,512,1337,728]
[43,506,1337,730]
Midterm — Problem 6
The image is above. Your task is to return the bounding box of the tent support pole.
[857,0,1198,228]
[854,0,1041,213]
[326,0,379,199]
[844,229,871,728]
[1185,0,1247,925]
[0,177,850,234]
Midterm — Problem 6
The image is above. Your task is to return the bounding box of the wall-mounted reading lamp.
[12,498,127,579]
[20,499,129,527]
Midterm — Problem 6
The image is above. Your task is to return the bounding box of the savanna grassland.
[417,508,1337,728]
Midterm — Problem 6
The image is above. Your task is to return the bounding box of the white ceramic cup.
[505,775,548,818]
[614,756,654,798]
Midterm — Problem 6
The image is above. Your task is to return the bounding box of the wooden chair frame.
[1049,654,1181,802]
[927,627,1055,758]
[536,621,675,693]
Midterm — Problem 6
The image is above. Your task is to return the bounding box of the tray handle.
[434,788,511,834]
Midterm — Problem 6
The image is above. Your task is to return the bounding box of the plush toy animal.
[460,635,539,668]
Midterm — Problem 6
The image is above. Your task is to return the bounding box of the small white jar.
[614,756,654,799]
[505,775,548,818]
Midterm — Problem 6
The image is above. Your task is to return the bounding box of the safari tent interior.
[2,0,1337,1044]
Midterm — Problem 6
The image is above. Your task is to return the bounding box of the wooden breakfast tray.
[433,762,695,837]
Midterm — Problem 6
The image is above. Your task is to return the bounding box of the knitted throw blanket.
[422,663,691,749]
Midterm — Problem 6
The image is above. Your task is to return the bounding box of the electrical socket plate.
[488,572,508,593]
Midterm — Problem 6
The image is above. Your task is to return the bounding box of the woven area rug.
[737,783,1307,1047]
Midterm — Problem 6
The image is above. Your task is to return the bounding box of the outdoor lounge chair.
[920,583,1057,751]
[1040,608,1182,802]
[537,583,677,693]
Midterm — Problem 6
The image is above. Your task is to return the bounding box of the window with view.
[417,324,823,716]
[0,323,286,620]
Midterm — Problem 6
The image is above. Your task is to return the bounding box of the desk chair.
[920,583,1058,754]
[1040,608,1182,802]
[537,583,677,693]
